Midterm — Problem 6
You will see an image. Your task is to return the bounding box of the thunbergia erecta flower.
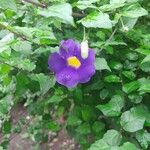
[48,39,95,88]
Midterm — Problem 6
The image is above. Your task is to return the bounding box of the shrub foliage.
[0,0,150,149]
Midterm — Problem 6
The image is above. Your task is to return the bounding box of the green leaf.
[0,33,14,51]
[104,75,120,83]
[100,89,109,100]
[11,41,32,55]
[140,55,150,72]
[110,0,126,4]
[89,130,122,150]
[126,52,138,61]
[80,12,112,28]
[47,121,60,132]
[103,130,122,146]
[0,96,12,115]
[81,105,95,121]
[136,130,150,149]
[76,0,98,10]
[92,121,105,133]
[0,0,17,12]
[135,48,150,56]
[76,123,91,135]
[99,3,125,12]
[122,71,136,80]
[97,95,124,117]
[2,120,11,134]
[126,0,139,2]
[122,17,138,29]
[120,106,146,132]
[122,81,140,94]
[89,139,110,150]
[37,3,74,25]
[138,78,150,94]
[30,73,56,95]
[120,142,138,150]
[67,115,82,126]
[128,93,142,104]
[48,95,62,104]
[122,4,148,18]
[95,58,111,71]
[109,61,123,70]
[17,59,36,72]
[16,73,30,96]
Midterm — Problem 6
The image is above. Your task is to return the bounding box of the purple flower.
[48,39,95,88]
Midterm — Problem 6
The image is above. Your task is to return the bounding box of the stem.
[0,22,41,45]
[83,27,86,41]
[0,22,29,41]
[100,28,117,51]
[120,17,125,28]
[72,12,85,17]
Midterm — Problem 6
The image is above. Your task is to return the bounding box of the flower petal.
[59,39,80,58]
[56,67,78,88]
[78,64,95,83]
[78,49,95,83]
[48,52,66,73]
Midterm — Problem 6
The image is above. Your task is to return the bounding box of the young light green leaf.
[80,12,112,28]
[99,3,125,12]
[11,41,32,55]
[122,4,148,18]
[0,0,17,12]
[110,0,126,4]
[0,33,14,50]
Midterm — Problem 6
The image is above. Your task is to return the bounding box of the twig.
[22,0,47,8]
[0,22,41,46]
[22,0,85,17]
[100,28,117,51]
[72,12,85,17]
[0,22,29,42]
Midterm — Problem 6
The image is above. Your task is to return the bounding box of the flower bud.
[81,40,89,59]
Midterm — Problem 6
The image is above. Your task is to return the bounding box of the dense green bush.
[0,0,150,149]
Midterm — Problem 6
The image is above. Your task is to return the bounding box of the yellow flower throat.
[67,56,81,68]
